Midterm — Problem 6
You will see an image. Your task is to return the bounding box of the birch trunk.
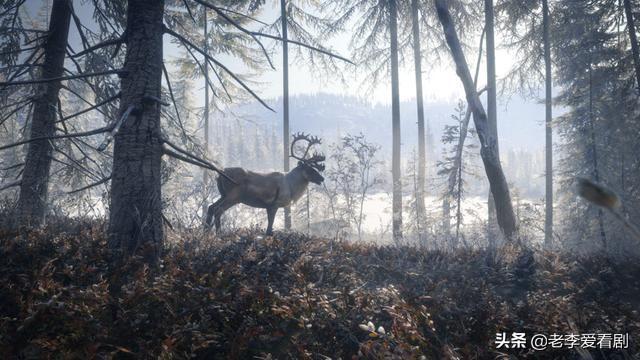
[411,0,427,242]
[390,0,403,243]
[484,0,500,245]
[543,0,553,247]
[435,0,517,240]
[281,0,292,230]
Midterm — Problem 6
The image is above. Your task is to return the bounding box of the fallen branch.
[161,138,236,184]
[97,105,135,151]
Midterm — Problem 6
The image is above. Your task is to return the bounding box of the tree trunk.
[390,0,403,243]
[455,129,463,246]
[411,0,426,242]
[281,0,292,230]
[108,0,165,263]
[202,7,210,219]
[484,0,500,245]
[447,28,485,214]
[306,188,310,234]
[623,0,640,90]
[542,0,553,248]
[434,0,517,240]
[587,63,607,250]
[411,152,422,243]
[442,195,451,241]
[16,0,72,227]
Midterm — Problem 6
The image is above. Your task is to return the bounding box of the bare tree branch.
[182,41,219,98]
[182,0,197,24]
[71,37,124,58]
[0,97,33,126]
[204,57,232,101]
[217,6,268,26]
[3,47,43,83]
[0,27,46,34]
[0,69,124,87]
[97,105,135,151]
[161,63,188,139]
[0,45,38,56]
[60,85,116,123]
[67,175,111,194]
[57,92,120,123]
[194,0,353,64]
[0,180,21,192]
[162,137,236,184]
[256,32,354,65]
[1,162,24,171]
[69,2,90,51]
[191,0,275,69]
[165,26,275,112]
[0,126,111,152]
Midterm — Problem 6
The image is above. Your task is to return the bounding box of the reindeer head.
[291,132,326,185]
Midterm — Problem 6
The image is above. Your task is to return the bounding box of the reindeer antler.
[290,132,321,160]
[307,151,326,171]
[290,133,325,171]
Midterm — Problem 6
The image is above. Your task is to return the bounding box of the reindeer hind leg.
[213,196,239,234]
[205,197,224,229]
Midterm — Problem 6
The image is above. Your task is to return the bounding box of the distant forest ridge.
[230,92,548,152]
[219,92,547,198]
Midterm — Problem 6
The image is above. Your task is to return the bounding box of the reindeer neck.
[285,166,309,201]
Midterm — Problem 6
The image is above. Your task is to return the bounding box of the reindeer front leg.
[266,207,278,235]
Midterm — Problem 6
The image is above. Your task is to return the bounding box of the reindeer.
[206,133,325,235]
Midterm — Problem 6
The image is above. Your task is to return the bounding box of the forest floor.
[1,221,639,359]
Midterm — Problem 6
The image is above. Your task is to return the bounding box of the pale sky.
[25,0,529,104]
[205,5,521,106]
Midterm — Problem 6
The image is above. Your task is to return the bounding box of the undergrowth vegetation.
[1,222,639,359]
